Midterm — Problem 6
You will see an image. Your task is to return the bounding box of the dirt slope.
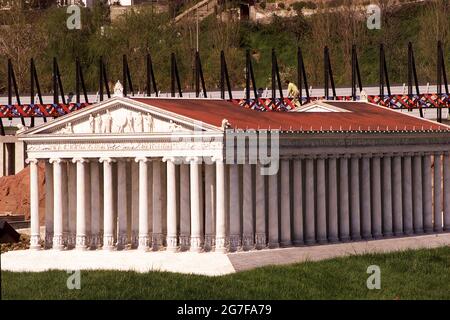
[0,163,45,223]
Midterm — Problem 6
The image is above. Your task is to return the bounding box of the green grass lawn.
[1,247,449,300]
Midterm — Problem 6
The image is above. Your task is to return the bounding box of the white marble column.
[136,157,150,251]
[327,157,338,243]
[215,158,227,253]
[304,157,315,244]
[392,155,403,235]
[371,156,382,238]
[339,156,350,241]
[292,159,303,245]
[44,161,54,248]
[412,154,424,234]
[73,158,88,250]
[229,164,241,250]
[152,159,163,250]
[422,154,433,233]
[204,163,216,251]
[255,164,266,249]
[433,154,443,232]
[66,162,76,249]
[90,160,101,249]
[382,155,393,237]
[190,157,202,252]
[268,167,279,248]
[242,163,254,250]
[50,158,64,250]
[179,163,191,250]
[130,161,139,248]
[28,159,41,250]
[361,155,372,239]
[61,161,70,247]
[443,152,450,231]
[100,157,115,250]
[166,158,178,252]
[117,160,128,249]
[350,156,361,240]
[402,155,414,235]
[316,157,327,244]
[280,160,291,247]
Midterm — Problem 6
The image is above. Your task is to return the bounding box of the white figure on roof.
[114,80,124,97]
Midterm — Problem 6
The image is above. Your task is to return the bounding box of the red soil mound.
[0,164,46,223]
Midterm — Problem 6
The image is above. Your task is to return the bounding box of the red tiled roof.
[131,98,450,132]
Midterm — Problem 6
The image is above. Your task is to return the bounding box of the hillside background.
[0,0,448,95]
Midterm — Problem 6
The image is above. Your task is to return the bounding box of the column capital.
[25,158,39,165]
[72,157,89,164]
[49,158,62,164]
[162,156,183,164]
[186,156,202,164]
[135,157,150,163]
[99,157,116,164]
[211,155,224,163]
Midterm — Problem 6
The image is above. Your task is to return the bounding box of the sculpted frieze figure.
[126,112,134,132]
[94,114,102,133]
[102,110,112,133]
[135,113,144,133]
[145,113,153,132]
[89,114,95,133]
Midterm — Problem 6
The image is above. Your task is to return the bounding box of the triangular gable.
[292,101,351,113]
[21,97,222,136]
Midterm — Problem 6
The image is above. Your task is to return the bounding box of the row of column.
[226,152,450,251]
[29,156,227,253]
[28,151,450,252]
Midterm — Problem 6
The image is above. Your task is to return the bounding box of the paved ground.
[228,233,450,272]
[1,233,449,276]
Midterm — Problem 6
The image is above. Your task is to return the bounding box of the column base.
[268,241,280,249]
[255,233,266,249]
[305,238,316,245]
[328,237,340,243]
[362,234,373,240]
[30,234,41,250]
[351,235,362,241]
[394,231,404,237]
[52,235,64,250]
[293,240,304,246]
[280,240,292,247]
[190,236,203,253]
[317,238,328,245]
[242,235,254,251]
[166,235,178,252]
[76,235,88,250]
[138,235,150,251]
[103,235,115,250]
[215,237,227,253]
[338,236,351,243]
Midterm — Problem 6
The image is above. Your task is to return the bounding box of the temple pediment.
[21,97,221,136]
